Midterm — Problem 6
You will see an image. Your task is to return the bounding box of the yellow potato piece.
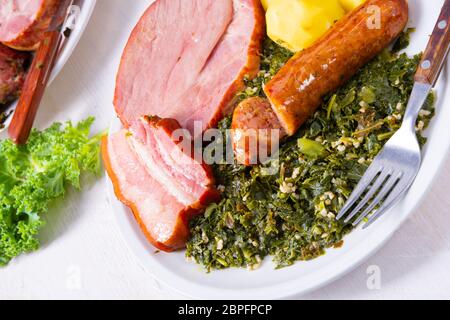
[339,0,366,12]
[261,0,271,10]
[265,0,366,52]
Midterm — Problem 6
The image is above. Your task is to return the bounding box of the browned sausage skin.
[232,0,409,165]
[231,97,286,165]
[264,0,409,135]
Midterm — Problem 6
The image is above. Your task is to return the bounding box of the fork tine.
[363,175,413,229]
[352,172,401,226]
[343,170,391,223]
[336,165,382,220]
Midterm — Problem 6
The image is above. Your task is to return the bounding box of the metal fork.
[337,0,450,228]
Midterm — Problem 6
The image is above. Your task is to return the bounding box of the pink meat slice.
[114,0,265,134]
[0,0,59,51]
[102,118,219,252]
[129,116,216,207]
[103,129,188,251]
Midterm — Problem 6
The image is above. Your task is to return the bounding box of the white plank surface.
[1,0,449,300]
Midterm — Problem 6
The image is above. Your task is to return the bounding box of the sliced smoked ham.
[114,0,265,134]
[0,0,59,51]
[102,117,220,251]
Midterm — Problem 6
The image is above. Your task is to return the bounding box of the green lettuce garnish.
[0,117,104,266]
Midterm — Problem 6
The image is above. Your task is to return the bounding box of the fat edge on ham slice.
[0,0,59,51]
[114,0,265,134]
[102,117,220,251]
[130,116,217,207]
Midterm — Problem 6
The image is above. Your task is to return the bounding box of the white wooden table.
[1,0,449,300]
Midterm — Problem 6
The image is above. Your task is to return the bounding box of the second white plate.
[0,0,96,133]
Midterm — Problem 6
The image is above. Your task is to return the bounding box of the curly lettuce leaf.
[0,117,104,266]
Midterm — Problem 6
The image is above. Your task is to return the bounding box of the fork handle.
[415,0,450,86]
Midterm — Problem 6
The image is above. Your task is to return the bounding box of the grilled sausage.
[0,0,60,51]
[232,0,409,165]
[264,0,409,135]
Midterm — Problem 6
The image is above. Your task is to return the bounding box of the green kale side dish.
[0,111,9,129]
[0,117,104,266]
[186,39,435,271]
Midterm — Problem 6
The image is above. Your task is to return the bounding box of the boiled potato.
[265,0,366,52]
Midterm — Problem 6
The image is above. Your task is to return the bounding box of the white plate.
[0,0,96,131]
[106,0,450,299]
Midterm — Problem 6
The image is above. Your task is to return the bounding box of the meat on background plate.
[0,43,30,106]
[0,0,59,51]
[107,0,266,251]
[114,0,265,134]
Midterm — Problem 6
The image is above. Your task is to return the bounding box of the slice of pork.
[0,0,59,51]
[129,116,217,208]
[114,0,265,134]
[102,118,219,251]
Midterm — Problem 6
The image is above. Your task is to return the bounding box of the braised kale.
[186,39,434,271]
